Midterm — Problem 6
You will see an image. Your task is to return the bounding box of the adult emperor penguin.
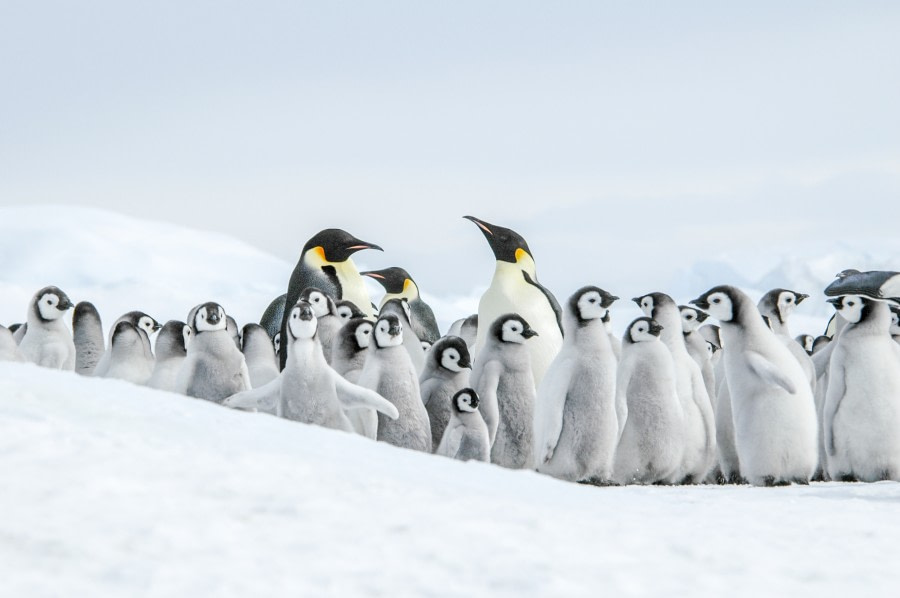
[72,301,104,375]
[299,287,343,364]
[266,228,382,369]
[823,295,900,481]
[226,301,398,429]
[176,302,251,402]
[419,336,472,452]
[0,325,26,362]
[258,294,287,340]
[147,320,191,392]
[18,286,76,370]
[436,389,491,462]
[534,286,619,483]
[331,318,377,436]
[757,289,816,390]
[692,286,818,486]
[464,216,563,387]
[102,321,155,384]
[357,313,432,451]
[92,311,160,377]
[634,293,715,482]
[679,305,716,407]
[362,267,441,344]
[470,313,539,469]
[240,323,279,388]
[612,318,684,485]
[379,298,426,374]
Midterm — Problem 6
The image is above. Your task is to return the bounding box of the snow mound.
[2,362,899,596]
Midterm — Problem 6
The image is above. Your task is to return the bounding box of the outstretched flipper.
[746,351,797,394]
[223,377,281,415]
[333,372,399,420]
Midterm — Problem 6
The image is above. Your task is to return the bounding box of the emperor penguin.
[691,286,818,486]
[822,295,900,481]
[612,318,684,485]
[92,311,160,377]
[176,302,251,403]
[464,216,563,387]
[18,286,76,370]
[0,325,26,362]
[259,294,287,340]
[226,315,241,349]
[266,228,382,369]
[240,323,279,388]
[10,322,26,344]
[419,336,472,452]
[299,287,343,364]
[102,321,155,385]
[147,320,191,392]
[331,318,377,436]
[362,267,441,343]
[445,314,478,349]
[534,286,619,483]
[72,301,104,375]
[436,388,491,462]
[335,299,366,323]
[679,305,716,407]
[470,313,538,469]
[757,289,816,391]
[226,301,398,430]
[634,292,715,483]
[379,298,426,374]
[357,313,432,451]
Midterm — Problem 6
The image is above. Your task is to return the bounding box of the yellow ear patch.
[403,279,412,293]
[515,248,529,262]
[312,246,327,263]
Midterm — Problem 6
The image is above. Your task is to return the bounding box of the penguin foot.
[577,477,618,487]
[838,473,858,483]
[762,476,791,487]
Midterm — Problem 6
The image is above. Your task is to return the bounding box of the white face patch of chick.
[577,290,607,321]
[354,322,373,349]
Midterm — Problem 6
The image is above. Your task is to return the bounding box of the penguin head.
[812,335,831,353]
[706,341,718,357]
[380,298,413,325]
[625,317,663,344]
[826,295,872,324]
[111,321,141,350]
[492,313,538,344]
[155,320,189,357]
[452,388,480,413]
[691,286,740,323]
[678,305,709,333]
[796,333,815,354]
[241,323,274,357]
[303,229,383,263]
[433,336,472,373]
[891,307,900,335]
[361,267,417,296]
[632,292,673,318]
[421,341,432,352]
[825,270,900,304]
[760,288,807,324]
[464,216,535,270]
[288,300,318,340]
[335,300,366,322]
[118,311,161,338]
[570,286,618,325]
[340,318,374,352]
[73,301,101,326]
[33,286,73,322]
[273,332,281,354]
[195,303,227,332]
[374,313,403,348]
[300,287,337,319]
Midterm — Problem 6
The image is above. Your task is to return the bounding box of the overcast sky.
[2,1,899,299]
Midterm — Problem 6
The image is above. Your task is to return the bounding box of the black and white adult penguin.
[464,216,563,387]
[692,286,818,486]
[823,295,900,482]
[263,229,382,369]
[361,267,441,344]
[72,301,104,375]
[18,286,76,370]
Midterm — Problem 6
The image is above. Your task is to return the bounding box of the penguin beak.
[826,297,843,309]
[361,271,386,280]
[649,322,664,336]
[463,215,493,236]
[631,297,642,306]
[57,296,73,311]
[602,295,619,308]
[522,328,538,339]
[458,356,472,369]
[796,293,809,304]
[207,313,220,325]
[388,323,402,336]
[696,311,709,323]
[152,322,162,332]
[346,241,383,254]
[690,297,710,310]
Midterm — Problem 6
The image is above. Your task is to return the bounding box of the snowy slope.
[2,362,900,597]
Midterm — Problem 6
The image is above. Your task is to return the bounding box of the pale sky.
[2,1,899,298]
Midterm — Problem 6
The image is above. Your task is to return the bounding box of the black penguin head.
[335,299,366,322]
[464,216,534,265]
[302,229,383,263]
[453,388,480,413]
[240,323,274,356]
[194,302,226,332]
[570,286,618,325]
[625,317,663,344]
[825,270,900,304]
[32,286,73,322]
[374,313,403,348]
[632,292,673,319]
[691,286,741,324]
[361,267,416,295]
[491,313,537,344]
[300,287,337,318]
[433,336,472,372]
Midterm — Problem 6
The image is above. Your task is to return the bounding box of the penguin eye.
[712,298,720,304]
[686,315,693,320]
[786,297,793,303]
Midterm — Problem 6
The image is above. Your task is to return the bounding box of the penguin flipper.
[823,364,847,457]
[534,356,574,465]
[438,422,464,459]
[419,377,440,408]
[333,373,399,420]
[745,351,797,395]
[522,271,564,337]
[223,377,281,414]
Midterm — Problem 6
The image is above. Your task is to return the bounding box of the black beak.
[522,328,538,339]
[57,297,73,311]
[826,297,842,308]
[796,294,809,304]
[388,323,402,336]
[602,295,619,308]
[346,241,383,254]
[690,297,710,310]
[696,311,709,323]
[648,321,664,336]
[631,297,642,306]
[458,356,472,369]
[298,304,315,321]
[152,322,162,332]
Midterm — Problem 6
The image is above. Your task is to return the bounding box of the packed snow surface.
[2,363,900,597]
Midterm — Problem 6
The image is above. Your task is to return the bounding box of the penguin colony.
[5,219,900,488]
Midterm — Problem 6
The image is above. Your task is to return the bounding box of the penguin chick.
[757,289,817,392]
[420,336,472,452]
[357,313,432,451]
[612,318,684,485]
[92,311,160,377]
[470,313,539,469]
[299,287,342,364]
[176,302,251,403]
[103,321,154,384]
[692,286,817,486]
[72,301,104,375]
[146,320,190,392]
[335,299,366,323]
[241,323,279,389]
[226,315,241,349]
[362,267,441,344]
[19,286,76,370]
[535,286,619,482]
[331,318,377,436]
[436,389,491,462]
[379,298,426,374]
[0,325,26,362]
[679,305,716,411]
